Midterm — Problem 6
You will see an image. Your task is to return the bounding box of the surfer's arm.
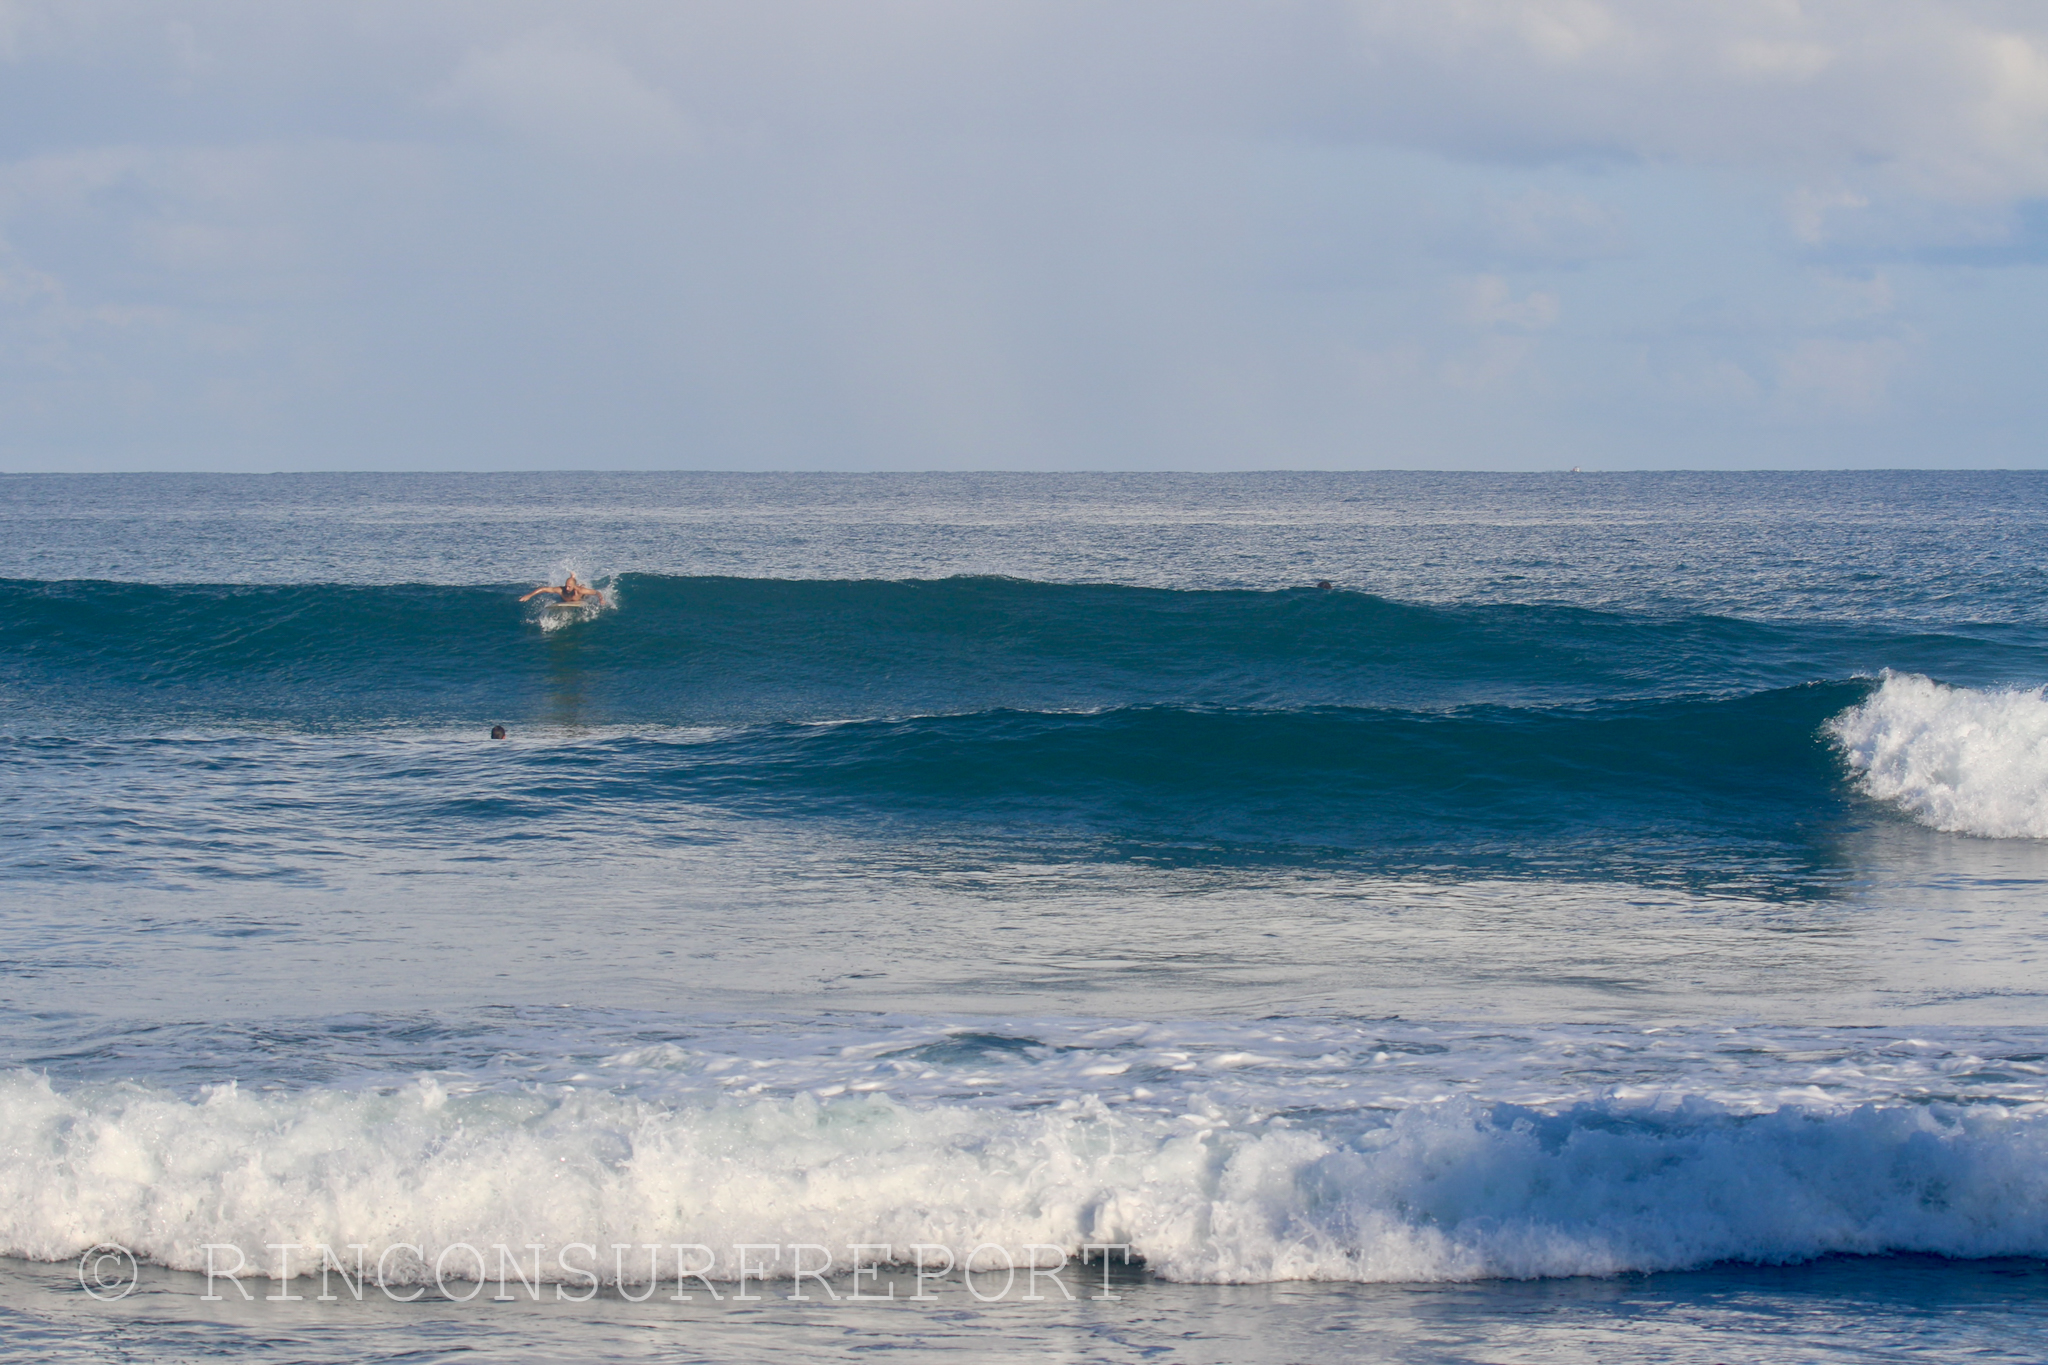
[518,587,558,602]
[590,591,605,606]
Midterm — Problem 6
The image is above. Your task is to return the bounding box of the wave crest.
[1829,672,2048,839]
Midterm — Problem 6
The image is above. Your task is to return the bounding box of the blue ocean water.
[2,471,2047,1362]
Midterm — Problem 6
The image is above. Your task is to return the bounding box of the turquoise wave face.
[0,686,1869,899]
[623,686,1862,841]
[5,574,2042,729]
[6,573,2033,894]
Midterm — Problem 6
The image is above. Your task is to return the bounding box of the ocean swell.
[6,574,2038,730]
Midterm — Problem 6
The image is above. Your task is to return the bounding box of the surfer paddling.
[520,573,605,608]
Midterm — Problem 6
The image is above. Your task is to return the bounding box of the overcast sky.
[3,1,2047,471]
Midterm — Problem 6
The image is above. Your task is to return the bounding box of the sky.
[2,1,2047,472]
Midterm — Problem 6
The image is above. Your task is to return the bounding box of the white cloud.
[0,250,55,305]
[1440,333,1537,392]
[1775,336,1912,415]
[1786,184,1870,246]
[1337,1,2048,238]
[0,0,2043,469]
[1461,275,1560,331]
[434,27,696,160]
[1474,189,1627,264]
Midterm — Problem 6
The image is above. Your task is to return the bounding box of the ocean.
[2,470,2046,1362]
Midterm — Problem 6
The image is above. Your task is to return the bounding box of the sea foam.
[1829,672,2048,839]
[3,1070,2044,1286]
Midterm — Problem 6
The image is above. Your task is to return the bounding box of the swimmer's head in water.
[1315,580,1333,590]
[490,725,507,740]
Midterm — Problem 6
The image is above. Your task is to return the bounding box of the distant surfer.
[520,573,605,608]
[490,725,507,740]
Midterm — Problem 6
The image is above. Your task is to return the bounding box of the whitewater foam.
[4,1069,2046,1286]
[1829,673,2048,839]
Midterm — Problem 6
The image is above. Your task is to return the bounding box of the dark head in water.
[1315,580,1333,590]
[490,725,507,739]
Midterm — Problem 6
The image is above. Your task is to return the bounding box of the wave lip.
[1830,672,2048,839]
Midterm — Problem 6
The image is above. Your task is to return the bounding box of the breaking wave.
[1830,672,2048,839]
[2,1071,2043,1286]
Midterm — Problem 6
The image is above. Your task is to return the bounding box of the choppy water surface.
[2,472,2046,1362]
